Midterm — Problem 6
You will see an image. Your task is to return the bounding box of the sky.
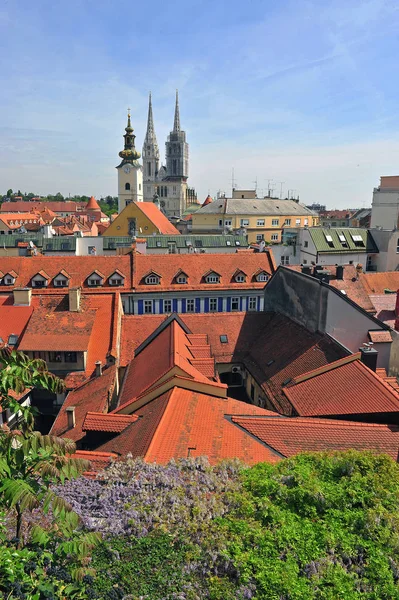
[1,0,399,208]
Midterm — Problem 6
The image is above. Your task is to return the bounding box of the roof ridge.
[231,415,399,429]
[288,352,360,385]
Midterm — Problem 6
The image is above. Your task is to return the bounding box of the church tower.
[142,93,160,203]
[116,110,143,213]
[165,90,189,178]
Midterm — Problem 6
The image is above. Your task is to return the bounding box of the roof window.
[256,272,269,282]
[194,239,203,248]
[226,240,231,246]
[145,274,160,285]
[351,233,365,247]
[220,335,228,343]
[156,241,162,247]
[267,359,274,366]
[205,272,220,284]
[324,233,334,247]
[8,334,18,346]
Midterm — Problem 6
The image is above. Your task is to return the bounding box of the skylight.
[220,335,228,343]
[351,234,363,242]
[338,234,346,242]
[8,334,18,345]
[325,234,333,242]
[226,241,231,246]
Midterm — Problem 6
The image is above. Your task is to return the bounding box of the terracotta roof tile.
[362,272,399,295]
[135,202,180,235]
[0,295,34,345]
[283,357,399,417]
[72,450,117,470]
[51,365,117,443]
[231,416,399,460]
[82,412,138,433]
[368,330,392,343]
[133,252,275,293]
[98,388,280,465]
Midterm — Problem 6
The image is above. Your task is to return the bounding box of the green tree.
[0,349,90,544]
[6,189,13,198]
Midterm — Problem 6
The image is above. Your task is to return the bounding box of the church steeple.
[173,90,181,133]
[118,109,141,164]
[145,93,157,144]
[142,93,160,185]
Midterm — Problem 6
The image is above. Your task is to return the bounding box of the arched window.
[125,183,131,190]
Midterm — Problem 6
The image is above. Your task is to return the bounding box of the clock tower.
[116,110,143,213]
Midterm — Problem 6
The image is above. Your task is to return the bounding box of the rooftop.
[196,198,317,216]
[308,227,377,254]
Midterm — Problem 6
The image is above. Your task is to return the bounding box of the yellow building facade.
[191,197,319,244]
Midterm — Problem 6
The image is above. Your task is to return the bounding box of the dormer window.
[32,270,50,288]
[87,270,105,287]
[233,270,246,283]
[205,271,221,284]
[174,270,189,285]
[256,272,269,282]
[144,272,161,285]
[3,271,17,286]
[177,275,187,284]
[109,271,125,287]
[53,271,70,287]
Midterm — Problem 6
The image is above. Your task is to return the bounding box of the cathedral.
[116,92,198,218]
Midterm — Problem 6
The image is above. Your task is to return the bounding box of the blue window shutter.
[204,298,209,313]
[218,297,223,312]
[138,300,143,315]
[195,298,200,313]
[159,299,163,314]
[181,299,186,313]
[226,297,231,312]
[173,299,178,312]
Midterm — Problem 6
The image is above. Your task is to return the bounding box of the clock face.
[123,165,131,174]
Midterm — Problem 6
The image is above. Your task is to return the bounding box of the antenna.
[253,177,258,193]
[277,182,285,199]
[264,179,273,197]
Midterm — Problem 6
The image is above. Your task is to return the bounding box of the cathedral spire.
[173,89,181,133]
[145,92,157,143]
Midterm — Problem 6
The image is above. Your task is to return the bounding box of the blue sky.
[1,0,399,207]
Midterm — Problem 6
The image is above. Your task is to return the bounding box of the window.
[397,238,399,254]
[304,219,309,225]
[256,234,264,242]
[303,259,307,264]
[33,279,46,288]
[257,272,269,282]
[177,275,187,284]
[88,246,96,255]
[164,299,172,313]
[88,278,102,287]
[145,275,160,285]
[304,240,308,248]
[235,273,246,282]
[147,162,151,177]
[271,234,279,241]
[186,299,195,312]
[33,351,46,360]
[281,256,290,265]
[231,297,240,311]
[209,298,217,312]
[248,297,257,311]
[206,274,220,284]
[284,219,291,225]
[296,219,301,225]
[250,384,255,400]
[8,334,18,346]
[54,279,68,287]
[168,242,176,254]
[49,352,62,363]
[125,183,130,191]
[220,335,228,343]
[272,219,279,226]
[110,278,123,286]
[4,276,14,285]
[64,352,77,363]
[257,219,265,226]
[144,300,153,314]
[224,220,232,227]
[218,219,223,227]
[240,219,249,226]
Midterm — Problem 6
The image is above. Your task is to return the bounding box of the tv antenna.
[277,182,285,199]
[231,167,236,192]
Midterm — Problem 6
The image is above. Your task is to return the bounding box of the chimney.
[69,287,81,312]
[13,287,32,306]
[95,361,102,377]
[359,346,378,372]
[66,406,76,429]
[301,265,312,275]
[336,265,344,280]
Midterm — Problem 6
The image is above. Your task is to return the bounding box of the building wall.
[298,229,368,269]
[264,267,392,371]
[367,229,399,272]
[26,350,86,372]
[371,189,399,229]
[103,203,160,237]
[192,213,318,244]
[122,290,265,315]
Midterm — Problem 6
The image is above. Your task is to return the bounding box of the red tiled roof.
[86,196,100,210]
[97,387,280,465]
[0,213,44,229]
[1,201,86,214]
[202,195,212,206]
[231,416,399,460]
[133,252,275,292]
[0,256,132,290]
[369,330,392,343]
[362,272,399,295]
[289,264,375,313]
[118,319,221,411]
[283,357,399,417]
[135,202,180,235]
[72,450,117,471]
[367,294,395,328]
[320,210,355,219]
[82,412,138,433]
[51,365,117,442]
[0,295,34,345]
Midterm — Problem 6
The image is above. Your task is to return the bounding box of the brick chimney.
[69,287,81,312]
[66,406,76,429]
[95,361,102,377]
[13,287,32,306]
[359,346,378,372]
